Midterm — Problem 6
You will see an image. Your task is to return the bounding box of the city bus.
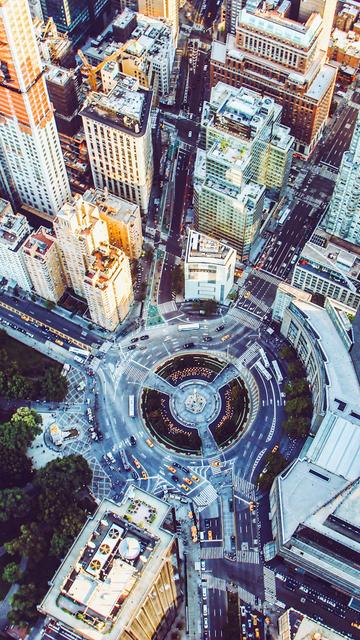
[277,207,290,225]
[178,323,200,332]
[259,347,270,368]
[120,449,130,471]
[255,360,272,381]
[128,395,135,417]
[272,360,283,384]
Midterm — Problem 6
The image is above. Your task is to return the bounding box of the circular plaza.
[140,352,255,455]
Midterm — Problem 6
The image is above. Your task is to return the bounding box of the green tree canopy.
[0,407,42,451]
[2,561,23,584]
[257,451,288,492]
[5,522,48,563]
[282,416,311,438]
[0,488,33,522]
[0,444,33,489]
[41,368,68,401]
[8,583,40,626]
[6,374,33,399]
[50,507,87,558]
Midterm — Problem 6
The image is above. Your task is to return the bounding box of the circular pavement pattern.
[141,352,252,455]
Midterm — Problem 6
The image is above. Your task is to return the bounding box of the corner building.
[40,488,179,640]
[210,1,337,157]
[0,0,70,216]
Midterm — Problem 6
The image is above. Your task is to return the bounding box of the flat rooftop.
[238,6,323,48]
[40,489,174,640]
[306,413,360,481]
[296,227,360,292]
[284,609,350,640]
[81,82,151,137]
[83,189,139,223]
[186,229,235,263]
[23,227,55,257]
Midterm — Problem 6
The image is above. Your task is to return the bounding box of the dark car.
[172,474,179,482]
[130,337,139,343]
[130,436,137,446]
[140,334,149,340]
[203,336,212,342]
[216,325,225,332]
[183,342,195,349]
[128,344,137,351]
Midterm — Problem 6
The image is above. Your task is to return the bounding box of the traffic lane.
[207,587,227,639]
[0,292,102,346]
[318,105,359,168]
[158,252,175,305]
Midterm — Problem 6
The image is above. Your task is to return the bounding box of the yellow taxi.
[191,474,200,483]
[146,438,154,448]
[167,465,176,473]
[221,334,231,342]
[141,470,148,480]
[133,457,141,469]
[180,483,189,492]
[207,530,213,540]
[183,477,193,486]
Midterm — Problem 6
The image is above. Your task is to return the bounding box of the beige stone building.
[39,488,180,640]
[22,227,66,303]
[83,189,143,260]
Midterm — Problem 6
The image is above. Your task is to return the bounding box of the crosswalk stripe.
[193,483,218,510]
[228,307,261,329]
[201,546,223,559]
[236,549,260,564]
[233,474,256,499]
[158,301,177,314]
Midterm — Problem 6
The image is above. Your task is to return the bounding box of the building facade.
[54,194,133,329]
[210,1,337,157]
[120,0,179,37]
[0,0,71,216]
[39,0,111,45]
[291,228,360,311]
[184,230,236,302]
[0,199,31,291]
[39,488,179,640]
[323,111,360,245]
[83,188,143,260]
[279,608,350,640]
[81,78,153,215]
[22,227,66,303]
[272,282,312,324]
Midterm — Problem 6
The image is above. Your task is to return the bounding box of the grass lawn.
[0,331,61,378]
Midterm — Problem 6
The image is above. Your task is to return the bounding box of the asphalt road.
[318,104,359,169]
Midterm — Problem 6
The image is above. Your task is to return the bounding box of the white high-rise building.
[184,230,236,303]
[0,0,70,216]
[120,0,179,37]
[323,112,360,246]
[81,78,153,215]
[0,199,31,291]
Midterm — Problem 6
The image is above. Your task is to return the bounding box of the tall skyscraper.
[120,0,179,37]
[40,0,111,45]
[0,0,70,216]
[81,77,153,215]
[323,112,360,245]
[210,0,337,157]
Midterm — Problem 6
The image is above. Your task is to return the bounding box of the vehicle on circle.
[255,629,260,639]
[211,460,220,467]
[249,501,255,512]
[207,530,213,540]
[272,443,279,453]
[184,477,192,485]
[203,336,212,342]
[130,337,139,343]
[183,342,195,348]
[191,474,200,482]
[55,339,64,346]
[221,334,231,342]
[180,483,189,492]
[145,438,154,448]
[140,334,149,340]
[141,470,148,480]
[167,465,176,473]
[130,435,137,446]
[128,344,136,351]
[171,474,179,482]
[216,324,224,332]
[132,457,141,469]
[188,511,193,519]
[131,470,138,479]
[351,622,360,630]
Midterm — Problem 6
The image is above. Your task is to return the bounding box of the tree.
[282,416,311,438]
[279,345,296,361]
[0,488,33,522]
[285,397,312,417]
[6,374,33,399]
[257,451,288,492]
[8,583,40,626]
[287,361,305,379]
[0,408,42,451]
[5,522,48,563]
[2,561,23,584]
[45,300,56,310]
[203,299,217,316]
[50,507,87,558]
[285,378,309,399]
[0,444,33,489]
[41,367,68,401]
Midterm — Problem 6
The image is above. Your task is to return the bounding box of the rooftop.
[295,227,360,293]
[186,229,235,263]
[282,609,350,640]
[23,228,55,257]
[306,413,360,481]
[305,64,338,101]
[0,203,30,250]
[83,189,139,224]
[46,65,74,86]
[40,489,174,640]
[81,81,152,136]
[291,299,360,413]
[238,5,323,48]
